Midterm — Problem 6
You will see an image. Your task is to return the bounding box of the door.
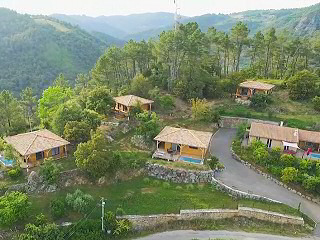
[172,144,178,151]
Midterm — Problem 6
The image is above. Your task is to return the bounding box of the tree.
[39,158,62,184]
[50,198,66,219]
[52,101,83,135]
[53,73,70,88]
[287,70,318,100]
[312,96,320,111]
[0,90,25,135]
[38,86,73,127]
[0,191,30,226]
[230,22,249,72]
[64,121,91,143]
[130,74,152,98]
[74,131,118,178]
[20,87,37,131]
[136,111,160,141]
[281,167,298,183]
[86,86,114,115]
[81,109,101,131]
[264,28,277,78]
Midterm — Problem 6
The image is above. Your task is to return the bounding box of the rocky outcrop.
[5,171,57,195]
[145,163,214,183]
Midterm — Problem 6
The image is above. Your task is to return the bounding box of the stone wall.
[220,116,279,128]
[211,177,282,204]
[119,207,304,231]
[145,163,214,183]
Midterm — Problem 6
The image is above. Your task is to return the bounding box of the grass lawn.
[28,176,301,224]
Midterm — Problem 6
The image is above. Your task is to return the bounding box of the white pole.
[101,198,105,232]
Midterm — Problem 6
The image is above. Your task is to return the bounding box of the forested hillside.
[125,3,320,40]
[0,8,109,94]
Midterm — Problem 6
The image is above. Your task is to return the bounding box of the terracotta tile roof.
[299,129,320,143]
[239,81,275,91]
[4,129,69,156]
[154,126,213,149]
[249,122,299,143]
[113,95,154,107]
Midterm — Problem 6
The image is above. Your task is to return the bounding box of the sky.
[0,0,319,17]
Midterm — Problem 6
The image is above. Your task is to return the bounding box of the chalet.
[113,95,154,116]
[249,122,320,153]
[153,126,213,164]
[4,129,69,168]
[236,81,275,100]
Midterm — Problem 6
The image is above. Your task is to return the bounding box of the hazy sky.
[0,0,319,17]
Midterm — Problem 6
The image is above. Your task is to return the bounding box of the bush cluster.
[234,140,320,195]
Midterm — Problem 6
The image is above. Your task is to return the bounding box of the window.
[189,146,198,150]
[284,146,289,151]
[123,106,128,112]
[267,139,272,148]
[52,147,60,156]
[36,151,44,160]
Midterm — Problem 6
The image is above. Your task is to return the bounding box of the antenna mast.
[174,0,180,31]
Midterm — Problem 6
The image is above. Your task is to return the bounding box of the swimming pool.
[310,153,320,159]
[0,157,14,167]
[180,156,202,164]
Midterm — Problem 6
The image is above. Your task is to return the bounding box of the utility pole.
[101,197,105,232]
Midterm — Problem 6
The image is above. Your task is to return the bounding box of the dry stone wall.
[220,116,279,128]
[119,207,304,231]
[145,163,214,183]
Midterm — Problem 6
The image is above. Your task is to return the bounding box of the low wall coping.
[238,207,304,221]
[180,209,238,214]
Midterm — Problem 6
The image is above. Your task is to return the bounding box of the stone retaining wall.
[220,116,279,128]
[211,177,282,204]
[145,163,214,183]
[120,207,304,231]
[231,148,320,206]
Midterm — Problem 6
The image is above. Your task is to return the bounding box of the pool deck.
[152,149,204,164]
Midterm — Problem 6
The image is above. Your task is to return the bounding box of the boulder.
[5,183,27,194]
[0,170,5,179]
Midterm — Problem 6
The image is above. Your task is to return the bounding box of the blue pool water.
[310,153,320,159]
[180,156,202,164]
[0,158,14,167]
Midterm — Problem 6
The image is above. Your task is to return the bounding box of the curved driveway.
[210,128,320,236]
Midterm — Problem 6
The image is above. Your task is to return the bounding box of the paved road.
[210,128,320,236]
[138,230,320,240]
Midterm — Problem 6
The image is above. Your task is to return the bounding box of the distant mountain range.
[52,3,320,41]
[0,8,124,94]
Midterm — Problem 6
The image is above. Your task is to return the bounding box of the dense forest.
[1,18,320,137]
[0,8,111,94]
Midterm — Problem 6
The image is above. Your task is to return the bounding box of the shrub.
[303,176,320,193]
[208,156,219,170]
[186,184,194,190]
[7,167,21,179]
[143,177,150,184]
[50,198,66,219]
[39,158,62,184]
[152,180,160,186]
[280,154,298,168]
[104,211,132,236]
[66,189,94,213]
[216,162,225,171]
[159,95,175,110]
[0,191,30,226]
[312,96,320,111]
[162,182,170,189]
[116,207,126,216]
[34,213,46,226]
[281,167,298,183]
[236,123,249,140]
[287,70,318,100]
[175,186,183,190]
[253,147,269,164]
[250,93,273,110]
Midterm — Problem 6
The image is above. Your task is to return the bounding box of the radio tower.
[174,0,180,31]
